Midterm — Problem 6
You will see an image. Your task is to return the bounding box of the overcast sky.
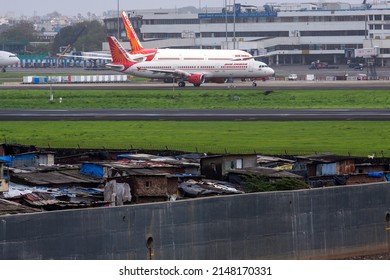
[1,0,365,17]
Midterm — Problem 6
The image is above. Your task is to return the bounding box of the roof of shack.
[11,169,103,186]
[295,153,354,163]
[228,167,302,179]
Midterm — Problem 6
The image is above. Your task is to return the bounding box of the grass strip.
[0,120,388,157]
[1,89,390,109]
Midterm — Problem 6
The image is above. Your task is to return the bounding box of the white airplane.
[121,11,254,62]
[106,36,274,87]
[61,11,258,63]
[0,51,20,72]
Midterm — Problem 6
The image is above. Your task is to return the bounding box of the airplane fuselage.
[0,51,20,68]
[107,59,274,81]
[139,48,253,62]
[121,11,254,63]
[106,36,274,86]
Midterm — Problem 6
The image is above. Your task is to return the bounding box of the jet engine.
[187,74,205,86]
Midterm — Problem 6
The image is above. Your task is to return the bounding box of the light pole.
[117,0,120,39]
[233,0,236,49]
[225,0,228,46]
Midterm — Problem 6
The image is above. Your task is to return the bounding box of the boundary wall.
[1,182,389,259]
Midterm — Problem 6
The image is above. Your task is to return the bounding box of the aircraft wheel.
[252,82,257,87]
[178,81,186,87]
[193,83,201,87]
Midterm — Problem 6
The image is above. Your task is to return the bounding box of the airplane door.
[248,62,254,73]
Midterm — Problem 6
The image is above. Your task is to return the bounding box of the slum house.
[80,161,179,203]
[0,143,38,156]
[256,155,295,169]
[200,154,258,181]
[0,143,43,167]
[8,166,105,210]
[0,160,8,193]
[0,150,55,169]
[0,143,107,210]
[116,154,246,200]
[116,153,200,176]
[344,160,390,185]
[355,161,390,174]
[293,153,388,187]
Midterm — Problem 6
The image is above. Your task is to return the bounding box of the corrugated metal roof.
[12,170,102,186]
[295,153,354,163]
[228,167,302,178]
[0,198,41,215]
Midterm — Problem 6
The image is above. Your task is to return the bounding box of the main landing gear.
[177,81,201,87]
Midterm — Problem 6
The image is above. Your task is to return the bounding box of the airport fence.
[2,138,387,158]
[22,74,128,84]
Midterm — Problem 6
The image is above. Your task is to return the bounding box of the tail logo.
[122,11,143,52]
[108,36,131,64]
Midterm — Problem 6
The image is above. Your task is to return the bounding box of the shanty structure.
[200,154,257,181]
[81,161,179,203]
[0,160,8,193]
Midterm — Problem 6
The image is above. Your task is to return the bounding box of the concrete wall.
[1,182,390,260]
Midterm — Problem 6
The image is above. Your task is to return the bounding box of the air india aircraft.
[121,11,254,62]
[105,36,274,87]
[61,11,257,64]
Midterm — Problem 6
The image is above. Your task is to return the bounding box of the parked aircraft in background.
[0,51,20,72]
[106,36,274,87]
[59,11,261,64]
[121,11,255,62]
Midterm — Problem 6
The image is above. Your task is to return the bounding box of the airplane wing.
[58,52,155,62]
[57,52,112,61]
[147,68,191,78]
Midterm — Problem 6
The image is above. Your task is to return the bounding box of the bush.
[242,174,309,193]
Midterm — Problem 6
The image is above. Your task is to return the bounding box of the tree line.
[0,20,106,55]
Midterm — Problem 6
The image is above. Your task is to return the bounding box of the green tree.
[1,21,37,43]
[241,174,309,193]
[52,20,106,53]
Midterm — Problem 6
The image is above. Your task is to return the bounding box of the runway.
[2,75,390,121]
[1,108,390,121]
[2,79,390,90]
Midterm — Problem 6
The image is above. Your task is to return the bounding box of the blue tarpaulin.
[80,163,104,178]
[368,172,384,178]
[0,156,13,166]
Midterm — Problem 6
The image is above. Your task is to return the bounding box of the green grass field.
[1,89,390,109]
[0,120,388,157]
[1,88,389,156]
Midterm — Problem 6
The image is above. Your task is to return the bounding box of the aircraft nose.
[269,68,275,76]
[13,57,20,65]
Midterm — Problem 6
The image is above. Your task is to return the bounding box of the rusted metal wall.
[337,159,355,174]
[0,182,390,259]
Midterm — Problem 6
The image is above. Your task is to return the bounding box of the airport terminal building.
[104,1,390,67]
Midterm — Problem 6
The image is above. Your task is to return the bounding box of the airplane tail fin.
[107,36,132,64]
[106,36,136,71]
[122,11,144,52]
